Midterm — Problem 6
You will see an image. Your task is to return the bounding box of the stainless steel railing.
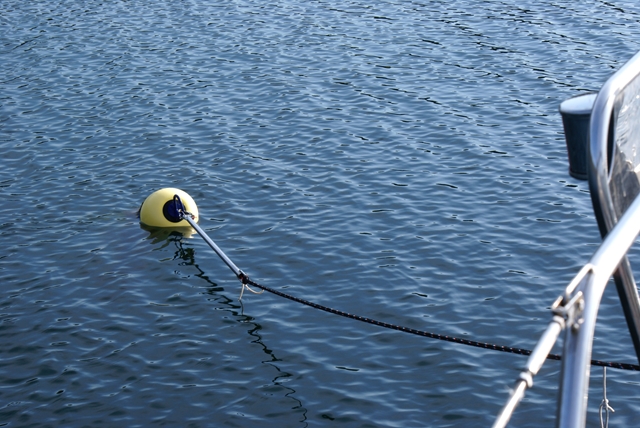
[495,50,640,427]
[494,189,640,428]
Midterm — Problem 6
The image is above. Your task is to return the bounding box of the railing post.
[556,273,593,428]
[556,194,640,427]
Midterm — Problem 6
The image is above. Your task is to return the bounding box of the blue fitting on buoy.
[163,194,186,223]
[139,188,199,227]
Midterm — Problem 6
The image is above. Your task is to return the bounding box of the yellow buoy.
[139,188,199,227]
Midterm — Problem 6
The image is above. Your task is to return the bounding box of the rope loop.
[599,367,615,428]
[239,281,264,300]
[237,271,264,300]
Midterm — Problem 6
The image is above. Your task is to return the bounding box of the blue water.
[2,0,640,426]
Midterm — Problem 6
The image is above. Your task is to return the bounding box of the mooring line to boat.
[240,275,640,371]
[175,204,640,372]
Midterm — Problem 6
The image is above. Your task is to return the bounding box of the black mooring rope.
[177,206,640,372]
[243,277,640,372]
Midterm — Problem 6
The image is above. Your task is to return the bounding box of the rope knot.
[237,271,249,284]
[237,271,264,300]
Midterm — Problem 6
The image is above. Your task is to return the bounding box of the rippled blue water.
[2,0,640,426]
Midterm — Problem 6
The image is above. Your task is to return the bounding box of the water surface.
[2,0,640,426]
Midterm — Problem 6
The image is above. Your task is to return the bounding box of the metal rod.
[492,315,566,428]
[493,380,527,428]
[181,214,243,277]
[526,316,566,376]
